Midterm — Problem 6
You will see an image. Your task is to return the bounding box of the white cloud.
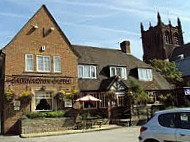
[63,21,140,36]
[0,12,27,18]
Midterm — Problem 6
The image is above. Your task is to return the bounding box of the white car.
[139,108,190,142]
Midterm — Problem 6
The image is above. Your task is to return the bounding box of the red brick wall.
[2,6,78,134]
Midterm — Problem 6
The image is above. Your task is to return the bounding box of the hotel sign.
[5,75,73,85]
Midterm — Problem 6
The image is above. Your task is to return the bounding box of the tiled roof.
[73,45,173,91]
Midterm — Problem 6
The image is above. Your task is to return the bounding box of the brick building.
[141,13,184,63]
[0,6,173,135]
[0,5,79,134]
[73,41,172,119]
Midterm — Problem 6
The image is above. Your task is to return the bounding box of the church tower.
[141,12,184,63]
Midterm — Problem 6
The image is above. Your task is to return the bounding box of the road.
[0,127,140,142]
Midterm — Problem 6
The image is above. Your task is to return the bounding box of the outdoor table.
[74,121,83,130]
[96,120,103,128]
[85,117,97,129]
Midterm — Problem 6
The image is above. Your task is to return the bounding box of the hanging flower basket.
[55,90,66,100]
[73,89,79,95]
[56,89,79,100]
[18,91,32,103]
[65,92,74,99]
[5,90,15,102]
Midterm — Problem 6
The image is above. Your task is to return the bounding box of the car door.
[176,112,190,142]
[156,113,177,141]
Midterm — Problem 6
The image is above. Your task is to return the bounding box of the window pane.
[44,56,50,72]
[179,113,190,129]
[121,68,127,79]
[147,69,152,80]
[54,56,61,72]
[78,65,96,78]
[118,95,124,106]
[138,68,152,81]
[116,67,122,76]
[37,56,43,71]
[91,66,96,78]
[25,54,33,71]
[84,66,90,77]
[111,67,116,77]
[78,66,83,78]
[99,94,106,108]
[158,113,177,128]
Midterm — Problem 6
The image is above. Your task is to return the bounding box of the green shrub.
[26,112,47,119]
[46,110,65,118]
[25,110,66,119]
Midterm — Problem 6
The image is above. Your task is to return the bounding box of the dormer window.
[78,65,96,79]
[138,68,153,81]
[110,66,127,80]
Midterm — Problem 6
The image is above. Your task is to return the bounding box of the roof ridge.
[72,44,120,51]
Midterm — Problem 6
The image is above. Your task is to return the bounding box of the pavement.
[21,124,121,138]
[0,126,140,142]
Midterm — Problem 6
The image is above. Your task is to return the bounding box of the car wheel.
[145,139,159,142]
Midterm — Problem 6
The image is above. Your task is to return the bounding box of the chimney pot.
[120,40,131,54]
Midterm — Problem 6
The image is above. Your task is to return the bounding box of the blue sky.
[1,0,190,60]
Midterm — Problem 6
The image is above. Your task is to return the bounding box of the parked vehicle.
[139,108,190,142]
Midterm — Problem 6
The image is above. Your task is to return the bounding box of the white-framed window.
[34,91,53,111]
[78,65,96,79]
[138,68,153,81]
[37,55,50,72]
[25,54,34,72]
[110,66,127,80]
[53,56,61,73]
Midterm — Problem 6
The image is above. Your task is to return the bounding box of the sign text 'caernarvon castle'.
[5,75,73,84]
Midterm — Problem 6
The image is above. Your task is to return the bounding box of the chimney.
[120,40,131,54]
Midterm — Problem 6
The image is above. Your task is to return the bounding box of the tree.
[149,59,183,84]
[129,79,148,105]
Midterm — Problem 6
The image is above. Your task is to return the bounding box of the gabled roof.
[74,45,151,69]
[2,5,79,57]
[73,45,173,91]
[99,76,128,91]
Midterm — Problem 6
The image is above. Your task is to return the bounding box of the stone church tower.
[141,12,184,63]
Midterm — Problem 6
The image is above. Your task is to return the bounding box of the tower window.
[165,31,172,44]
[174,33,179,45]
